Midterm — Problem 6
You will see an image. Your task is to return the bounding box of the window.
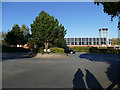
[71,38,74,42]
[93,38,96,42]
[67,38,70,41]
[82,42,84,45]
[89,38,92,41]
[71,42,74,45]
[104,38,106,41]
[75,38,79,41]
[79,38,81,41]
[67,42,70,45]
[79,42,81,45]
[93,42,96,45]
[75,42,77,45]
[97,38,99,41]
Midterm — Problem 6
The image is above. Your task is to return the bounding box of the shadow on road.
[85,69,103,89]
[79,53,120,89]
[73,68,86,89]
[73,68,103,89]
[2,52,37,61]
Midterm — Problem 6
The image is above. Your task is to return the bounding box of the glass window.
[67,38,70,41]
[86,42,89,45]
[79,42,81,45]
[97,42,99,45]
[86,38,88,41]
[89,38,92,41]
[75,38,77,41]
[100,38,103,41]
[89,42,92,45]
[93,38,96,41]
[67,42,70,45]
[82,38,85,41]
[93,42,96,45]
[82,42,84,45]
[71,38,74,42]
[104,38,106,41]
[71,42,74,45]
[75,42,77,45]
[97,38,99,41]
[79,38,81,41]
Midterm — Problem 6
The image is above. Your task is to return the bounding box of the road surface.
[2,52,120,89]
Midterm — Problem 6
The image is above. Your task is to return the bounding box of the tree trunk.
[44,40,49,49]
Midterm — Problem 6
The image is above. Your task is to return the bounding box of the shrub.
[38,47,44,54]
[89,47,120,54]
[70,47,92,52]
[99,47,107,49]
[49,47,64,53]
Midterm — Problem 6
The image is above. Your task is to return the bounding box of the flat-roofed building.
[65,28,113,47]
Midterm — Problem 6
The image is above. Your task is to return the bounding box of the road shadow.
[85,69,103,89]
[73,68,104,89]
[2,52,37,61]
[79,53,120,89]
[73,68,86,89]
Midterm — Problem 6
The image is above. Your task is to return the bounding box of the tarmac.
[2,52,120,89]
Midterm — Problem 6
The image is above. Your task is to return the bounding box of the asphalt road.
[2,52,120,89]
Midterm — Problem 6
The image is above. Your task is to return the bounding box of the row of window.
[66,42,112,45]
[65,38,107,42]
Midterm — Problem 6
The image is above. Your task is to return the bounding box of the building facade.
[65,28,113,46]
[99,28,109,44]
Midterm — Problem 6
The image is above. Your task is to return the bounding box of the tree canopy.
[31,11,67,49]
[5,24,28,46]
[94,1,120,44]
[94,1,120,20]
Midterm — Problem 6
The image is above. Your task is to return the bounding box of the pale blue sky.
[2,2,119,38]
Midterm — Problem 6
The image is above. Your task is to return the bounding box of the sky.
[2,2,119,38]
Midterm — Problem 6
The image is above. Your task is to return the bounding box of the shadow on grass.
[79,53,120,89]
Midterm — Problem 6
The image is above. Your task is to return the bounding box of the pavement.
[2,52,120,89]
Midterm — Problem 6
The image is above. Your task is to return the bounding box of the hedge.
[70,47,92,52]
[49,47,64,53]
[89,47,120,54]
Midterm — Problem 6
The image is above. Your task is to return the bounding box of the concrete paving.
[2,52,120,88]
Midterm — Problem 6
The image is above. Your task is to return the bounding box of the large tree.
[31,11,67,49]
[5,24,25,46]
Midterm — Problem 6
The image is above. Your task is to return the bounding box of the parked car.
[64,47,75,54]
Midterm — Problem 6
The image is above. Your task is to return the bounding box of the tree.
[31,11,67,49]
[0,32,7,40]
[94,1,120,44]
[94,1,120,20]
[112,38,120,45]
[21,24,30,44]
[5,24,25,46]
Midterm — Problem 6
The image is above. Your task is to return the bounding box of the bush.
[89,47,120,54]
[49,47,64,53]
[99,47,107,49]
[70,47,92,52]
[89,47,98,53]
[38,47,44,54]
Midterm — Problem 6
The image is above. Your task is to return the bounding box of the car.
[64,47,75,54]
